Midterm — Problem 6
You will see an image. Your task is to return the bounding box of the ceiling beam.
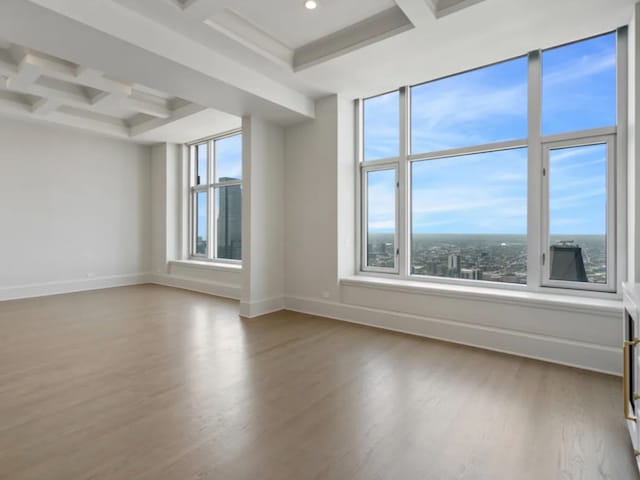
[31,97,60,115]
[8,0,314,122]
[0,47,172,118]
[179,0,226,21]
[129,101,205,137]
[74,66,133,96]
[294,7,413,71]
[203,10,293,67]
[0,93,128,138]
[394,0,436,27]
[434,0,486,18]
[126,96,171,118]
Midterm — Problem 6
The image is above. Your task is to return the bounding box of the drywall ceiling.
[0,0,635,142]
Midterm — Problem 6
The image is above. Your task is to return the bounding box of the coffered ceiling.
[0,38,239,143]
[0,0,635,143]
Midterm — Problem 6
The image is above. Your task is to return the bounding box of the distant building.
[461,268,483,280]
[550,244,588,282]
[448,254,461,277]
[217,183,242,260]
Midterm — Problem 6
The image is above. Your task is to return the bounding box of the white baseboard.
[240,296,285,318]
[284,295,621,376]
[0,273,150,302]
[1,275,618,375]
[150,273,241,300]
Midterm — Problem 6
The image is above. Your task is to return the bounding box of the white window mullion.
[212,140,218,260]
[398,86,409,279]
[616,26,628,293]
[527,49,543,292]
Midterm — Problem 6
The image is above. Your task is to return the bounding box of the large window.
[189,131,242,262]
[358,30,624,293]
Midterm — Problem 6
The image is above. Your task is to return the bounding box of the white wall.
[240,116,285,317]
[0,117,151,300]
[283,95,622,375]
[285,97,341,301]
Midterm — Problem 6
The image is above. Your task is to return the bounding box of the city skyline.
[367,232,606,284]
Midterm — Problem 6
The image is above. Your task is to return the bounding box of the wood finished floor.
[0,284,637,480]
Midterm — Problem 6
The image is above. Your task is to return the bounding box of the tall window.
[358,30,624,293]
[189,131,242,262]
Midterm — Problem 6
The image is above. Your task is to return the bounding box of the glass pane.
[548,143,607,284]
[363,91,399,161]
[216,134,242,183]
[411,57,528,154]
[411,148,528,284]
[366,169,396,269]
[216,185,242,260]
[195,191,208,255]
[542,33,616,136]
[195,143,208,185]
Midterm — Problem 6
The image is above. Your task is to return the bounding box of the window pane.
[411,148,527,284]
[548,144,607,284]
[216,134,242,183]
[195,191,208,255]
[196,143,208,185]
[366,169,396,269]
[216,185,242,260]
[411,57,528,154]
[542,33,616,136]
[364,91,399,161]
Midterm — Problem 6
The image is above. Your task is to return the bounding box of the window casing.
[189,130,242,263]
[356,29,626,295]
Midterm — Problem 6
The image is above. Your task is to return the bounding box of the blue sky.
[195,134,242,245]
[197,191,207,245]
[365,32,616,235]
[216,134,242,182]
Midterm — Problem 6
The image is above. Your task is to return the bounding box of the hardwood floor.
[0,284,637,480]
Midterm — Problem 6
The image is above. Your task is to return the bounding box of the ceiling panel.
[226,0,397,48]
[0,37,238,143]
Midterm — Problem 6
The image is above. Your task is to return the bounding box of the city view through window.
[193,133,242,261]
[363,32,616,286]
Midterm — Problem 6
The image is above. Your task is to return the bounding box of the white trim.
[0,273,150,302]
[617,26,629,295]
[284,294,621,376]
[239,296,285,318]
[541,126,617,144]
[150,272,241,300]
[186,128,242,147]
[169,259,242,272]
[528,49,543,292]
[408,138,528,162]
[340,276,621,315]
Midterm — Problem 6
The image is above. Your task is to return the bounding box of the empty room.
[2,0,640,478]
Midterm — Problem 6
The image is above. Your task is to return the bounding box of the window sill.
[340,275,621,316]
[169,260,242,273]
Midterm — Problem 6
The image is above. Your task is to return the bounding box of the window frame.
[355,28,627,297]
[541,133,616,292]
[361,163,400,274]
[188,129,242,264]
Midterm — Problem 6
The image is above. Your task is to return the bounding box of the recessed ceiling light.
[304,0,318,10]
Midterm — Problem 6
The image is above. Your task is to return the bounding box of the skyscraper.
[461,268,483,280]
[217,181,242,260]
[448,254,461,277]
